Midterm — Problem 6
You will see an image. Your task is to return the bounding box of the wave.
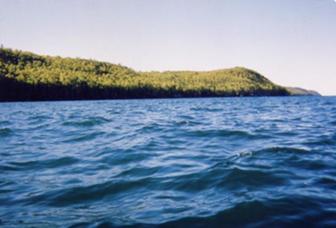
[157,196,334,228]
[3,156,79,171]
[1,96,336,227]
[28,115,52,121]
[190,107,227,112]
[67,196,336,227]
[314,176,336,187]
[184,129,261,139]
[255,146,310,154]
[0,127,13,137]
[217,167,287,189]
[27,178,152,207]
[0,120,11,126]
[304,137,336,146]
[62,131,106,143]
[62,117,109,127]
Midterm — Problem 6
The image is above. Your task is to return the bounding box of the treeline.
[0,47,289,101]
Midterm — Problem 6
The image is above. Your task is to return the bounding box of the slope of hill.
[286,87,321,96]
[0,48,291,101]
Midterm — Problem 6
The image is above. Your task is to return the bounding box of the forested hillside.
[0,48,290,101]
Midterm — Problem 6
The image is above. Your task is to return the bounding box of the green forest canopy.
[0,47,290,100]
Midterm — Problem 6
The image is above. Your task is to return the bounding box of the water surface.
[1,97,336,227]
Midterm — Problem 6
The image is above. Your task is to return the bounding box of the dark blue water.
[1,97,336,227]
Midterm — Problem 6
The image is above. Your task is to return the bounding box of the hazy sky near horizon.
[0,0,335,95]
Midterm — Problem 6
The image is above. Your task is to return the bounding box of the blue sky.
[0,0,335,95]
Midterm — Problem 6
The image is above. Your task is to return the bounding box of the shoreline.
[0,94,323,103]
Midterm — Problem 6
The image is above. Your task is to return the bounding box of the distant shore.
[0,48,319,101]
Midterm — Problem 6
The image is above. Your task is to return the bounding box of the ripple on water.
[62,117,109,128]
[256,146,310,154]
[304,136,336,146]
[97,149,150,166]
[1,97,336,227]
[62,131,106,143]
[0,128,13,137]
[27,115,52,122]
[158,196,332,228]
[235,146,331,178]
[314,176,336,189]
[217,167,288,189]
[5,156,79,171]
[0,120,11,126]
[185,129,259,139]
[28,178,152,207]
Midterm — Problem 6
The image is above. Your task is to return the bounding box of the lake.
[1,96,336,227]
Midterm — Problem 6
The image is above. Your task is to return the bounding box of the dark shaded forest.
[0,47,290,101]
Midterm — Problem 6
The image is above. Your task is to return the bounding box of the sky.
[0,0,335,95]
